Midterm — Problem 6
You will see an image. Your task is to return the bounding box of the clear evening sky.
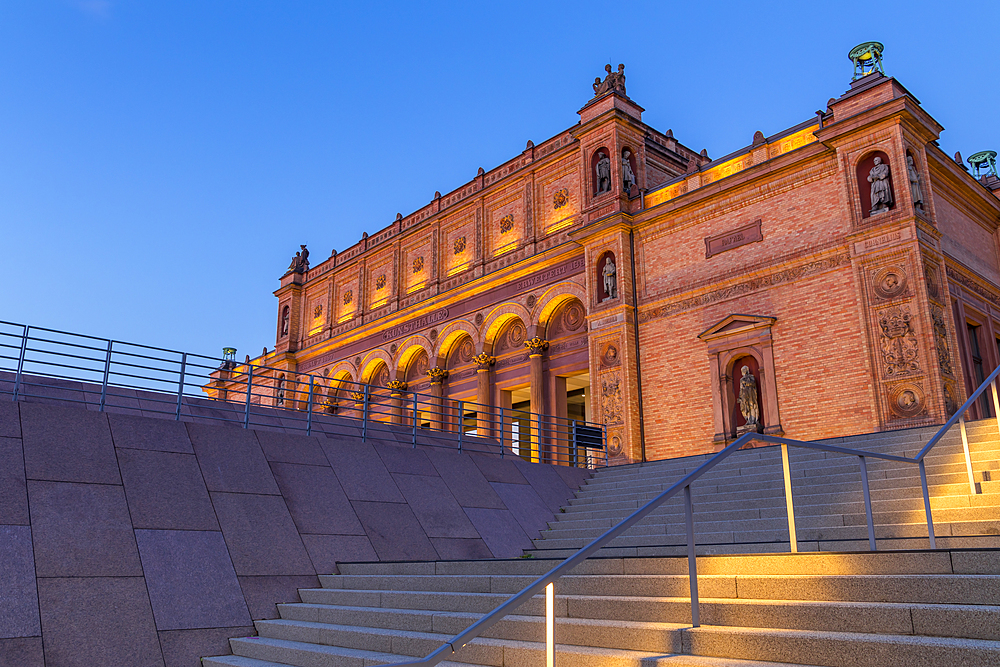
[1,1,997,362]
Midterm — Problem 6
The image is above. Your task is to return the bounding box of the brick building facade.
[211,60,1000,465]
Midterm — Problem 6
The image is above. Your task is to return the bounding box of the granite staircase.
[202,421,1000,667]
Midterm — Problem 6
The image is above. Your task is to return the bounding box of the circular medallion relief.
[390,343,398,356]
[873,266,907,300]
[429,328,439,341]
[564,303,585,331]
[459,339,475,362]
[888,383,924,418]
[608,435,623,456]
[354,356,362,367]
[601,344,620,368]
[377,368,390,387]
[508,323,526,347]
[475,313,484,327]
[526,294,537,309]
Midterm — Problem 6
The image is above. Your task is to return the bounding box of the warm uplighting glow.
[448,262,470,276]
[546,218,573,234]
[545,582,554,667]
[406,281,426,294]
[493,242,517,257]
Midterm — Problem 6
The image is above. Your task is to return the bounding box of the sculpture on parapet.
[737,366,761,433]
[907,155,924,211]
[592,63,627,97]
[286,244,310,274]
[595,151,611,194]
[868,157,893,215]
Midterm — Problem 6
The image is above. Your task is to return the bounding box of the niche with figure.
[730,355,763,437]
[597,251,618,302]
[591,148,612,197]
[280,305,290,337]
[621,147,638,194]
[856,151,895,219]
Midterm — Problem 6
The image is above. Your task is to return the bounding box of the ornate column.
[472,353,495,438]
[524,336,549,463]
[350,390,366,422]
[387,380,407,425]
[425,367,448,431]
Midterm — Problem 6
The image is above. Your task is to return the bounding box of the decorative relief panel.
[924,263,940,301]
[600,342,621,370]
[412,256,424,273]
[872,265,908,301]
[600,371,623,425]
[553,188,569,209]
[887,381,926,419]
[454,236,467,254]
[499,215,514,234]
[931,304,953,377]
[877,305,920,378]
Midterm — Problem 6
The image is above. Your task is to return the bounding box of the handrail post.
[959,415,978,495]
[412,391,418,448]
[498,406,505,458]
[175,353,187,420]
[12,325,28,402]
[992,378,1000,442]
[457,401,464,452]
[858,455,876,551]
[780,443,797,553]
[570,419,577,468]
[683,484,700,628]
[603,422,608,467]
[545,582,554,667]
[919,459,936,549]
[243,365,254,428]
[306,375,315,435]
[362,384,370,443]
[98,339,113,412]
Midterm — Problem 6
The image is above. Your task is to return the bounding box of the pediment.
[698,314,776,341]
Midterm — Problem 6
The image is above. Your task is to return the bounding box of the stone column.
[472,353,495,438]
[387,380,407,425]
[524,336,549,463]
[425,367,448,431]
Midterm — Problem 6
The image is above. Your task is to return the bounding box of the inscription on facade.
[853,227,913,255]
[704,219,763,259]
[514,258,585,291]
[380,308,449,342]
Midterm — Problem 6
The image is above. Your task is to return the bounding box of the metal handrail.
[1,319,607,466]
[378,365,1000,666]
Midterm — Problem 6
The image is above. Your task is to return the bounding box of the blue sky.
[1,1,997,361]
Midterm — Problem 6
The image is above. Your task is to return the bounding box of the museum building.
[211,47,1000,465]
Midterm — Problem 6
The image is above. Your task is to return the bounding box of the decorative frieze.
[877,305,920,378]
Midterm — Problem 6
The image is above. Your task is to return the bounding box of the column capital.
[524,336,550,356]
[387,379,408,394]
[472,353,495,371]
[350,390,365,405]
[426,367,448,384]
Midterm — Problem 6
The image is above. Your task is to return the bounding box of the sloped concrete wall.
[0,401,589,667]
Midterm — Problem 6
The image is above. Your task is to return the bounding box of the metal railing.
[0,320,606,467]
[379,365,1000,667]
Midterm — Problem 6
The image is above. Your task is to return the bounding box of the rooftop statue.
[592,63,627,97]
[286,244,311,275]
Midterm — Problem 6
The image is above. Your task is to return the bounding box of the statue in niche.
[602,256,617,300]
[280,307,289,337]
[907,155,924,211]
[867,156,893,215]
[286,244,311,274]
[737,366,761,433]
[622,150,635,192]
[595,152,611,194]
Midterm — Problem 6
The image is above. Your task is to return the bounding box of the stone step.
[685,625,1000,667]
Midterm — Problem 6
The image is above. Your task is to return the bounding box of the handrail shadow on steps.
[379,362,1000,666]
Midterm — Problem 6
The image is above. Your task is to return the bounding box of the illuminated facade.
[213,59,1000,464]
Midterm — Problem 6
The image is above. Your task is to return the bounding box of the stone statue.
[907,155,924,210]
[592,63,627,97]
[867,156,893,215]
[281,308,289,336]
[622,150,635,192]
[595,152,611,193]
[286,244,311,274]
[602,256,617,300]
[737,366,761,432]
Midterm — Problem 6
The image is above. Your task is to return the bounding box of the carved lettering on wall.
[872,266,907,300]
[380,309,449,342]
[640,253,851,322]
[878,305,920,377]
[704,219,763,259]
[601,371,623,425]
[931,304,953,377]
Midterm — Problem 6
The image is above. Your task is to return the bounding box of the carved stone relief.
[943,382,958,415]
[887,381,925,419]
[526,294,537,309]
[454,236,467,254]
[376,274,387,290]
[553,188,569,210]
[924,263,939,301]
[601,371,623,425]
[458,339,475,363]
[608,433,623,456]
[499,215,514,234]
[877,305,920,377]
[563,302,585,331]
[412,256,424,273]
[600,343,620,370]
[343,290,353,305]
[872,266,907,300]
[931,304,953,377]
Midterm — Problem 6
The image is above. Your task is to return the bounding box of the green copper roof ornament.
[968,151,998,180]
[848,42,885,81]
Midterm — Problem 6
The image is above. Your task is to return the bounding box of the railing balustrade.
[0,320,606,467]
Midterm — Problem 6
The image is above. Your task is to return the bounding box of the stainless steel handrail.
[378,364,1000,666]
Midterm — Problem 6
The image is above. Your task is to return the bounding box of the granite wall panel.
[0,438,29,525]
